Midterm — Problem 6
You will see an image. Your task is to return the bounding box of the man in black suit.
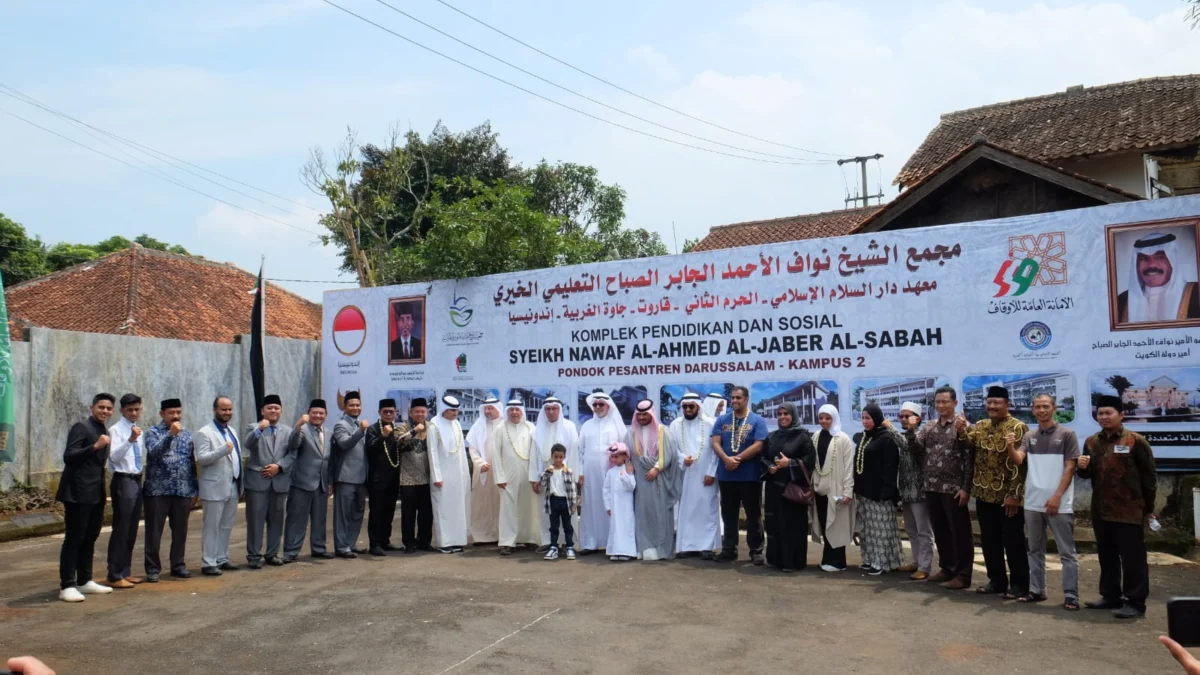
[389,301,423,362]
[56,393,117,603]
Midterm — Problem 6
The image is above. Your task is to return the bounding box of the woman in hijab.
[852,404,904,575]
[810,404,855,572]
[760,403,816,572]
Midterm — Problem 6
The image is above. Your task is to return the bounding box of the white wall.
[1060,152,1148,197]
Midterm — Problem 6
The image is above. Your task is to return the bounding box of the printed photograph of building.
[851,376,949,422]
[1090,368,1200,423]
[659,383,733,425]
[386,389,438,419]
[443,388,501,429]
[751,380,839,431]
[960,373,1075,424]
[507,386,572,422]
[577,385,648,425]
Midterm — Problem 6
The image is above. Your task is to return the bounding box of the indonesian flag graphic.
[332,306,367,355]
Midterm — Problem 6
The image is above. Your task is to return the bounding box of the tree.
[1189,0,1199,28]
[305,121,666,285]
[46,243,99,271]
[1105,375,1133,402]
[0,213,47,284]
[682,237,700,253]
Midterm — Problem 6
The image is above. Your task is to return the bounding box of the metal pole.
[861,161,869,207]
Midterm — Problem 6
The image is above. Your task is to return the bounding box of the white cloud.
[627,45,679,82]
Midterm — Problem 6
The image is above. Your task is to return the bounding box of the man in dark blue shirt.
[709,386,769,564]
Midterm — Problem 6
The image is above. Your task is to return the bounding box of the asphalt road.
[1,506,1197,675]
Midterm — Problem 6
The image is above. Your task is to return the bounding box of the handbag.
[782,458,814,505]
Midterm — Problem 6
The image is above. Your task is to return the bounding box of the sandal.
[976,584,1003,595]
[1063,598,1080,611]
[1001,591,1020,600]
[1016,593,1047,603]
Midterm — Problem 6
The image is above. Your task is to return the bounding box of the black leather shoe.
[714,550,737,562]
[282,556,297,564]
[201,566,223,577]
[1085,598,1124,610]
[265,556,284,567]
[312,552,335,560]
[370,547,386,556]
[336,551,358,559]
[404,545,418,554]
[145,574,160,583]
[352,547,368,554]
[383,544,404,551]
[417,544,437,553]
[247,560,263,570]
[1113,604,1145,619]
[169,569,191,579]
[219,562,240,571]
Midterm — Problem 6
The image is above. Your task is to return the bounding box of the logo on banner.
[450,296,474,327]
[332,305,367,356]
[1020,321,1052,350]
[993,232,1068,297]
[456,353,468,372]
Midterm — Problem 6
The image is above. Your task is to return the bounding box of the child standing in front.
[540,443,577,561]
[603,442,637,561]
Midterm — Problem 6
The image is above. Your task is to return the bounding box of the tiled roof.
[896,75,1200,186]
[4,245,322,343]
[690,206,883,252]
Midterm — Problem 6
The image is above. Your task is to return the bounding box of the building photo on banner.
[323,196,1200,469]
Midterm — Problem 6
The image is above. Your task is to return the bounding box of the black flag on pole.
[249,261,266,421]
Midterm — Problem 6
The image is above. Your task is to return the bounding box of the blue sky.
[2,0,1196,300]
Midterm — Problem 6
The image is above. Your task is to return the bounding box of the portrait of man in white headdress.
[1109,222,1200,329]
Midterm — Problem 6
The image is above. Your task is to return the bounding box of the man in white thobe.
[492,400,540,554]
[428,395,470,553]
[466,397,502,544]
[577,392,628,554]
[626,400,681,560]
[529,396,580,549]
[702,393,726,421]
[1117,231,1200,324]
[672,392,720,559]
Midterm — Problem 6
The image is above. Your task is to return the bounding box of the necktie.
[318,429,325,453]
[269,425,276,437]
[225,427,241,479]
[405,342,410,358]
[133,427,143,473]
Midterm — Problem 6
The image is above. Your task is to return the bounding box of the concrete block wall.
[0,327,319,490]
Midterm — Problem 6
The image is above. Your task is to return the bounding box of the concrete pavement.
[1,506,1198,674]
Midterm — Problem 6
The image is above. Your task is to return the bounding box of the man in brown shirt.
[1078,395,1157,619]
[396,398,433,553]
[964,385,1029,599]
[914,386,975,590]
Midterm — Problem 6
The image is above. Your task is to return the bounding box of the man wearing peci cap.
[428,395,470,553]
[282,399,335,562]
[1078,395,1157,619]
[243,394,294,568]
[964,385,1030,599]
[332,391,371,558]
[142,397,198,582]
[365,398,403,556]
[396,398,433,553]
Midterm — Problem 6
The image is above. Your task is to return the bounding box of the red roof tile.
[4,245,322,343]
[690,206,883,252]
[896,75,1200,186]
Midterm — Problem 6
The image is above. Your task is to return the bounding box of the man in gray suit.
[243,394,294,569]
[332,391,370,558]
[195,396,243,577]
[283,399,336,562]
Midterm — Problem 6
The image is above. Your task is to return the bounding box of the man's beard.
[684,410,699,421]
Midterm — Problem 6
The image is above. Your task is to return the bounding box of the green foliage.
[681,237,700,253]
[46,243,99,271]
[307,121,666,286]
[0,213,47,284]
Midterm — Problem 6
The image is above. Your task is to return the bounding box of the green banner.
[0,269,15,464]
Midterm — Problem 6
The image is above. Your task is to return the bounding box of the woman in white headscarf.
[809,404,855,572]
[465,397,502,544]
[577,392,628,554]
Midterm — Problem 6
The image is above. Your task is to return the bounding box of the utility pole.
[838,153,884,208]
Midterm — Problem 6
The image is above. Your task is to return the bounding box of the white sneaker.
[544,546,559,561]
[78,580,113,595]
[59,587,86,602]
[820,564,844,573]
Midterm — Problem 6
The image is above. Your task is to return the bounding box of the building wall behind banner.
[323,196,1200,472]
[0,327,320,490]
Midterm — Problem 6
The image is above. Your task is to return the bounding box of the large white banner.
[324,196,1200,469]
